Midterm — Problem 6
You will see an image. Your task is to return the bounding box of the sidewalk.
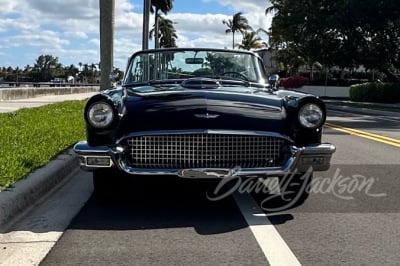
[0,92,96,113]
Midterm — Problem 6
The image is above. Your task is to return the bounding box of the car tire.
[93,168,121,201]
[255,172,313,212]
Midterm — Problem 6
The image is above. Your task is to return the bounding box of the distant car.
[74,48,335,203]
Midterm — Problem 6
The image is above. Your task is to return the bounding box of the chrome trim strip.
[116,156,298,178]
[194,113,220,119]
[302,143,337,154]
[116,129,294,144]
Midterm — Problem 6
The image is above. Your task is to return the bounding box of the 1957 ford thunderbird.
[74,48,335,202]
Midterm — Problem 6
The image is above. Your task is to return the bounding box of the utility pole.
[142,0,151,50]
[155,12,160,49]
[99,0,115,90]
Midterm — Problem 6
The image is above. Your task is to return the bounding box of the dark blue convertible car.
[74,48,335,203]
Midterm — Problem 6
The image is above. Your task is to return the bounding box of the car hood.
[116,89,289,136]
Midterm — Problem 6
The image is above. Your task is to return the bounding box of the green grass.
[0,100,86,190]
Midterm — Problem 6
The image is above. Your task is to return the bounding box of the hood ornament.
[195,113,220,119]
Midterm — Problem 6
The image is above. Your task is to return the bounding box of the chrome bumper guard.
[73,141,336,178]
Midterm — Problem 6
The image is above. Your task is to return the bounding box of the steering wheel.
[221,71,249,82]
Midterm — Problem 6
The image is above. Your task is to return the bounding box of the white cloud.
[0,0,18,15]
[64,31,89,39]
[0,18,40,32]
[41,47,99,66]
[169,9,271,50]
[115,10,143,36]
[114,37,142,69]
[3,31,69,48]
[201,0,273,31]
[209,0,271,13]
[171,13,229,36]
[26,0,99,19]
[0,0,273,69]
[89,38,100,47]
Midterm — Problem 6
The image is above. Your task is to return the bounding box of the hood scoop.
[181,78,220,90]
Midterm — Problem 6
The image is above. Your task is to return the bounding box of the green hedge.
[0,100,86,190]
[349,82,400,103]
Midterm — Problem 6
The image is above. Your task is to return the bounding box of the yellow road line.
[325,122,400,148]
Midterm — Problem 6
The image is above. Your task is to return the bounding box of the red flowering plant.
[278,76,309,89]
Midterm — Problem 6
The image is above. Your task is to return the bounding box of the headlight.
[298,103,324,129]
[87,101,115,128]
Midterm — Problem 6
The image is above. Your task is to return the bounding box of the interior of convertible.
[124,50,267,84]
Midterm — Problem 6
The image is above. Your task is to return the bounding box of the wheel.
[255,172,313,212]
[92,168,122,201]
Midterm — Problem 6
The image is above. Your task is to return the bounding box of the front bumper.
[73,141,336,178]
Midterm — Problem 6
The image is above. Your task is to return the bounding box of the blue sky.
[0,0,272,70]
[168,0,233,13]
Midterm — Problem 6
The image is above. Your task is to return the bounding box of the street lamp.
[142,0,151,50]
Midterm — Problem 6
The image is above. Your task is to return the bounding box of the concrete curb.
[0,149,79,229]
[0,86,100,101]
[326,104,400,117]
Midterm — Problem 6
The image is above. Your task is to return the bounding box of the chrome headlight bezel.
[86,101,115,129]
[298,103,324,129]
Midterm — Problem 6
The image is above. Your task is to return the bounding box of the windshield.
[124,49,267,85]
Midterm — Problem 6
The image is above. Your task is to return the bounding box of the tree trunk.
[99,0,114,90]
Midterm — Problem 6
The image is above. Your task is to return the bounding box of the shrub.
[349,82,400,103]
[0,100,86,190]
[279,76,309,89]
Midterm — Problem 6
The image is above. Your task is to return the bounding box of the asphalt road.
[1,108,400,266]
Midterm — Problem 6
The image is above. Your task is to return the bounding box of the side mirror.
[110,70,119,80]
[268,74,279,90]
[268,74,279,82]
[109,70,120,88]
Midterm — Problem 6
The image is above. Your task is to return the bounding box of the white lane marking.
[234,192,301,266]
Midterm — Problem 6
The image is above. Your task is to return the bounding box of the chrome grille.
[125,133,287,169]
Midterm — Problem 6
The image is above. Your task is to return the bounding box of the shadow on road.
[67,176,298,234]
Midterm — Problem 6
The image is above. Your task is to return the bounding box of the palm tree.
[236,31,264,50]
[150,16,177,48]
[151,0,173,15]
[265,0,283,15]
[150,0,174,48]
[223,12,252,49]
